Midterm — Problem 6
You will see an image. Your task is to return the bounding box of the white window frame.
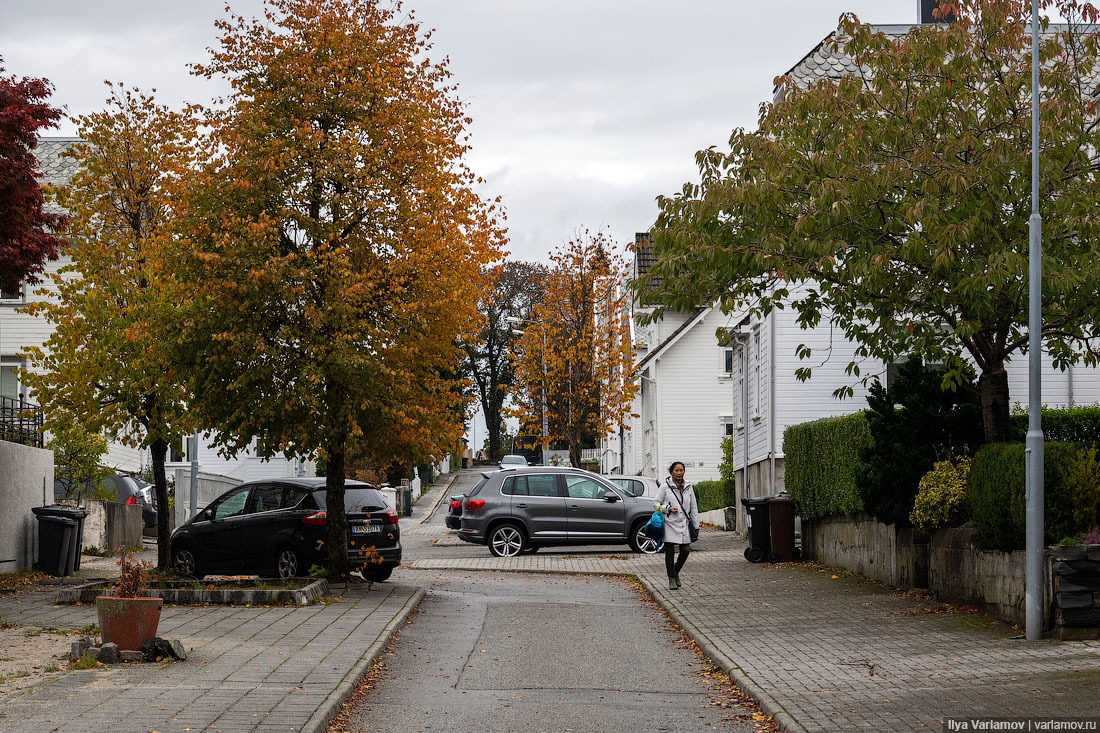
[735,346,745,428]
[0,282,22,305]
[720,347,734,379]
[0,357,24,402]
[752,330,762,420]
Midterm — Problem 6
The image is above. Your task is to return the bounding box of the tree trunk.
[486,401,501,460]
[325,446,351,578]
[150,438,170,570]
[978,365,1012,444]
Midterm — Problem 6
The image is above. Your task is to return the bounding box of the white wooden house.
[10,137,311,482]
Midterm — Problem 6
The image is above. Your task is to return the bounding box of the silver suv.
[457,466,659,557]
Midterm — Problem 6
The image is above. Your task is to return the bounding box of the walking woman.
[654,461,699,590]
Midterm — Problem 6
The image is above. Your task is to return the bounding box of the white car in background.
[499,454,530,467]
[607,475,660,504]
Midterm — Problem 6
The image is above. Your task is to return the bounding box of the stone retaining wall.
[83,500,143,553]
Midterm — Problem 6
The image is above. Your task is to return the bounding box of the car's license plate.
[351,524,381,534]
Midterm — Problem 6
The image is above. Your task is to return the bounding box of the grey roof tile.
[34,137,81,216]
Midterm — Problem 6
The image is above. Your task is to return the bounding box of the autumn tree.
[461,261,547,460]
[0,58,66,295]
[177,0,501,576]
[636,0,1100,443]
[22,86,198,568]
[508,231,636,467]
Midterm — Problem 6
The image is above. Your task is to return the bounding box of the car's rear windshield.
[468,478,488,497]
[311,488,387,512]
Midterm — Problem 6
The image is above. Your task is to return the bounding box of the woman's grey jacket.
[654,477,700,545]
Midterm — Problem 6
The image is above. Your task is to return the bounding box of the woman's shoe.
[668,576,678,590]
[673,575,681,589]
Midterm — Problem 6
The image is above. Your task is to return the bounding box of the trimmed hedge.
[694,479,735,514]
[784,412,870,520]
[967,441,1080,551]
[1010,405,1100,443]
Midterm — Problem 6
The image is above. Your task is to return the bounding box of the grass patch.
[69,651,100,671]
[82,545,110,557]
[0,670,30,684]
[43,662,60,673]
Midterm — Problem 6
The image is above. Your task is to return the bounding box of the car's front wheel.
[487,524,525,558]
[629,521,661,554]
[173,546,200,578]
[363,566,393,582]
[275,547,300,579]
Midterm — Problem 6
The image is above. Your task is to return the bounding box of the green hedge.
[694,479,735,513]
[784,412,870,520]
[1010,405,1100,443]
[967,441,1081,550]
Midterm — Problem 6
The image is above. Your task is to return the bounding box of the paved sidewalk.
[410,529,1100,732]
[0,473,462,733]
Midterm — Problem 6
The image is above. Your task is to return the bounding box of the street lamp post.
[508,317,550,466]
[1025,0,1045,642]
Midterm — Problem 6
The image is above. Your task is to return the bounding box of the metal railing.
[0,396,44,448]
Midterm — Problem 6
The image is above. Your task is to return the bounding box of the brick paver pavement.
[410,528,1100,732]
[0,562,421,733]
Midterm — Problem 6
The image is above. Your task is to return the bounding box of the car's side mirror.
[602,493,620,503]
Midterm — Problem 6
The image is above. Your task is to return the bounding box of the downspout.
[1068,364,1075,406]
[769,309,777,496]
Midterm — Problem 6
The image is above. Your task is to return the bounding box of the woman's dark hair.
[668,461,685,474]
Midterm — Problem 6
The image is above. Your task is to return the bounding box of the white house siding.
[647,308,738,484]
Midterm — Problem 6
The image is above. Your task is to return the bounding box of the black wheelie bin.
[741,497,770,563]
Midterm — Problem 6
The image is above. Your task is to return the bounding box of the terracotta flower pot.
[95,596,162,651]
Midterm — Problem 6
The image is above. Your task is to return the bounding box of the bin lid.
[32,505,88,518]
[764,496,797,504]
[31,513,78,526]
[741,497,770,507]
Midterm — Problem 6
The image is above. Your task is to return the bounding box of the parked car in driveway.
[499,454,529,467]
[103,475,157,529]
[457,466,659,557]
[446,476,488,530]
[169,478,401,581]
[607,475,660,502]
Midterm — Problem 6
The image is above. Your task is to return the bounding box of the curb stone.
[302,586,426,733]
[638,576,807,733]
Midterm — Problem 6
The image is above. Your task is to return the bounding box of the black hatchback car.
[169,478,401,581]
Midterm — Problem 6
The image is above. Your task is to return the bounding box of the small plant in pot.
[95,548,162,651]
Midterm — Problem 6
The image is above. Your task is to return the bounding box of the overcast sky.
[1,0,927,265]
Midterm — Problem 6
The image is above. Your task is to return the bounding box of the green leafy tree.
[636,0,1100,443]
[49,415,112,503]
[178,0,502,576]
[23,86,198,568]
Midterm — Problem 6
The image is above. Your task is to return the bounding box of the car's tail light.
[384,508,399,525]
[302,511,328,526]
[125,496,136,505]
[465,498,486,511]
[449,499,461,510]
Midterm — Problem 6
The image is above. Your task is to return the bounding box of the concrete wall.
[804,515,1051,628]
[0,440,54,573]
[928,526,1051,629]
[173,470,241,528]
[82,500,142,553]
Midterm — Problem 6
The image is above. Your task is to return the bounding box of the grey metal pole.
[189,432,200,520]
[541,329,549,466]
[1025,0,1045,641]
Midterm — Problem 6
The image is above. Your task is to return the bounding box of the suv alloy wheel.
[488,523,525,557]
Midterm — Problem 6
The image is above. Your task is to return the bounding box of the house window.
[753,331,762,417]
[723,348,733,374]
[0,360,20,401]
[736,347,745,425]
[724,421,734,436]
[0,283,21,304]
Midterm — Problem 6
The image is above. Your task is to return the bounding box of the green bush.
[1063,445,1100,537]
[1011,405,1100,443]
[694,479,735,513]
[784,412,870,520]
[968,441,1081,550]
[909,457,971,533]
[859,358,983,527]
[718,436,735,498]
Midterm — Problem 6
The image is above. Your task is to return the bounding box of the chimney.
[919,0,956,23]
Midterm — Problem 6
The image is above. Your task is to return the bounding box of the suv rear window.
[468,478,488,497]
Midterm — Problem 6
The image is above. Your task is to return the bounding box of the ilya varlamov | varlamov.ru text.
[944,720,1099,731]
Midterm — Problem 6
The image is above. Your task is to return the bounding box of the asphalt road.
[340,470,753,733]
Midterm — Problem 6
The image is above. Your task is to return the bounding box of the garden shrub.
[784,411,870,520]
[1063,445,1100,539]
[1011,404,1100,443]
[859,358,983,527]
[909,457,971,533]
[694,479,735,513]
[968,441,1081,550]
